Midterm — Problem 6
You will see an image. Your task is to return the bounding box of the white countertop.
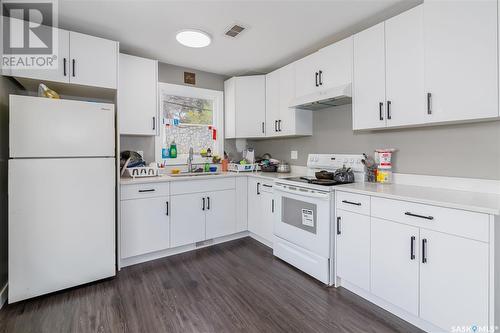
[335,182,500,215]
[119,171,303,185]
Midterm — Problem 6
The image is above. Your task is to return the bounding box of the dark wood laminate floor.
[0,237,423,333]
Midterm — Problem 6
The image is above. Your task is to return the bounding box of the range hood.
[290,83,352,111]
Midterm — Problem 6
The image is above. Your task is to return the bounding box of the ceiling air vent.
[225,24,246,38]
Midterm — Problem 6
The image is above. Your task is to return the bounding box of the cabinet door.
[170,193,206,247]
[235,177,248,233]
[118,54,158,135]
[420,229,489,330]
[8,28,70,83]
[260,191,275,244]
[336,210,370,290]
[247,178,262,235]
[423,0,498,122]
[120,196,170,258]
[265,69,281,137]
[224,78,236,139]
[353,22,386,130]
[385,5,425,127]
[317,37,352,92]
[294,52,319,99]
[69,32,118,89]
[235,75,266,138]
[205,190,236,239]
[371,218,419,315]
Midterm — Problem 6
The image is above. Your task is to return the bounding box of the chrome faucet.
[187,147,194,172]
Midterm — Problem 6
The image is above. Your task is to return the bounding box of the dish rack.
[228,163,259,173]
[123,167,160,178]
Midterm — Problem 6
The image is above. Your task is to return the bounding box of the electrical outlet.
[291,150,298,160]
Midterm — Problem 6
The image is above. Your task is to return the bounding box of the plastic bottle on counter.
[169,140,177,159]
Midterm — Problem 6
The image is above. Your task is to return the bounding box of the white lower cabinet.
[419,229,489,330]
[337,191,494,332]
[336,209,370,291]
[247,178,274,245]
[120,196,170,259]
[205,190,236,239]
[371,217,419,316]
[170,192,206,248]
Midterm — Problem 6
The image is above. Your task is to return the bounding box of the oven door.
[273,183,332,258]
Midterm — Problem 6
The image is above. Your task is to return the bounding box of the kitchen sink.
[169,172,221,177]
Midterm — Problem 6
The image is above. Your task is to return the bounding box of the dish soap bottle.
[169,140,177,159]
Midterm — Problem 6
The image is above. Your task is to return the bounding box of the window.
[155,83,224,164]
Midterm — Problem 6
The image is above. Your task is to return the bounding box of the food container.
[375,149,396,169]
[376,169,392,184]
[209,166,217,172]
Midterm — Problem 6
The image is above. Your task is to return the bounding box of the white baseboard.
[120,231,250,268]
[248,232,273,248]
[0,283,7,309]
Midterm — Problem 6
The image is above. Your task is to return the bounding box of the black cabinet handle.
[278,120,282,132]
[422,238,427,263]
[202,197,205,211]
[166,201,169,216]
[152,117,156,130]
[261,122,265,133]
[207,197,210,210]
[274,120,277,132]
[342,200,361,206]
[63,58,67,76]
[318,70,323,85]
[315,72,319,87]
[336,217,341,235]
[257,182,261,195]
[72,59,75,77]
[138,189,155,193]
[410,236,416,260]
[427,93,432,115]
[379,102,384,121]
[387,100,392,120]
[271,199,274,213]
[405,212,434,220]
[262,184,272,188]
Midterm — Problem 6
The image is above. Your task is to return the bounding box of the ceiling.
[58,0,420,76]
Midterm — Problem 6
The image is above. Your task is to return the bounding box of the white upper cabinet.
[8,28,70,84]
[294,37,352,101]
[385,4,425,127]
[353,22,386,130]
[316,37,352,92]
[423,0,498,122]
[118,54,158,135]
[69,32,118,89]
[265,64,312,137]
[224,75,266,138]
[6,28,118,89]
[354,2,499,130]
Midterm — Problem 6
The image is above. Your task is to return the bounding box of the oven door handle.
[274,185,330,200]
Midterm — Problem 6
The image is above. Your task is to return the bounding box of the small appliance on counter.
[277,161,291,173]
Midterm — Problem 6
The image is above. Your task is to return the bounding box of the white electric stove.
[273,154,365,285]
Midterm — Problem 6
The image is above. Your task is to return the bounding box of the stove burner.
[299,177,339,186]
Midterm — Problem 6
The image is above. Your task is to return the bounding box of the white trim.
[392,173,500,195]
[155,83,224,164]
[120,231,248,267]
[248,232,273,248]
[0,283,7,309]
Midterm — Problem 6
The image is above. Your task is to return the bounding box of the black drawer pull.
[405,212,434,220]
[342,200,361,206]
[336,217,341,235]
[262,184,273,188]
[138,189,155,193]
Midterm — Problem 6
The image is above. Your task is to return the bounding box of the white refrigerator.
[8,95,116,303]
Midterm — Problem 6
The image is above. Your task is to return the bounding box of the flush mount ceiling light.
[176,29,211,48]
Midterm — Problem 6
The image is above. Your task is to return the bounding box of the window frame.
[155,82,224,165]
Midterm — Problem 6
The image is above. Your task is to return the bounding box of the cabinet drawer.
[336,191,370,215]
[121,182,170,200]
[170,177,235,195]
[372,197,489,242]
